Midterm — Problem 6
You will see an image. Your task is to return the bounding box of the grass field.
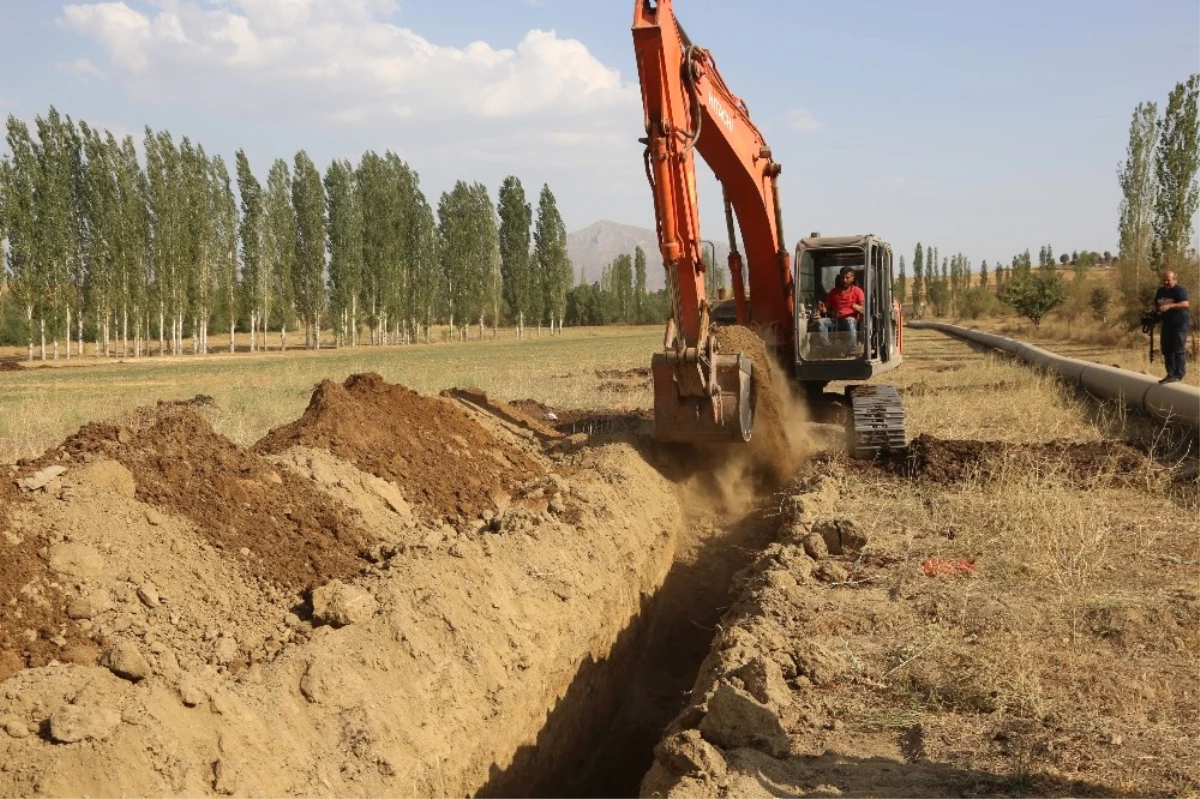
[0,327,661,464]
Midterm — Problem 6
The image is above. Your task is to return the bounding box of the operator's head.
[838,266,856,287]
[1162,270,1177,287]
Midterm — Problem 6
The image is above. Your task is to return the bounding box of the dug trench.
[0,349,811,798]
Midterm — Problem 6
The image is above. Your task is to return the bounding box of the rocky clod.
[48,704,121,744]
[311,580,377,628]
[100,641,151,682]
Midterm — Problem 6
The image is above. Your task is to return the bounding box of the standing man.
[1152,270,1190,383]
[817,266,865,347]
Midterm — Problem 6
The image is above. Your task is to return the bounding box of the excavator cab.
[794,234,902,386]
[793,234,906,455]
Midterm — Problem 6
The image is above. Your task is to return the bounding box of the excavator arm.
[632,0,795,442]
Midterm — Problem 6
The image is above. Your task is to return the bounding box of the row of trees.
[563,245,675,326]
[0,106,575,358]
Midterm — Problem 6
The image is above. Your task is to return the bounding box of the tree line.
[0,106,575,359]
[894,74,1198,330]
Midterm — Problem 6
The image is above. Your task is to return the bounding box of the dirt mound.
[712,325,801,486]
[255,373,543,527]
[0,479,97,681]
[441,387,563,441]
[873,433,1153,485]
[43,408,370,591]
[0,361,21,371]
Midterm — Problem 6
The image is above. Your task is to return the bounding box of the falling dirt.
[871,433,1155,485]
[255,373,543,528]
[712,324,807,488]
[38,408,371,592]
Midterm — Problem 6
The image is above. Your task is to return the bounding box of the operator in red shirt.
[817,266,865,347]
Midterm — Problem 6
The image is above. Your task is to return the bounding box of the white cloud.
[57,57,106,80]
[56,1,638,124]
[783,108,822,133]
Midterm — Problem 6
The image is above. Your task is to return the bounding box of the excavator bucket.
[651,352,754,443]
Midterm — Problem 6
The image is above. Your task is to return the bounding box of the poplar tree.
[33,108,80,359]
[912,243,924,312]
[895,254,906,305]
[210,155,238,353]
[235,149,266,350]
[324,158,363,346]
[533,184,571,330]
[291,150,326,349]
[1152,74,1200,271]
[498,175,532,330]
[634,245,648,321]
[1116,102,1160,304]
[262,158,295,349]
[1,117,39,359]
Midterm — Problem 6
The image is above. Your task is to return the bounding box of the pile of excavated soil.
[0,479,97,681]
[0,381,683,798]
[0,361,22,371]
[43,409,370,591]
[712,325,801,487]
[255,373,543,528]
[873,433,1154,485]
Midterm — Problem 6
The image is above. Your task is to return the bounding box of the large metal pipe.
[908,321,1200,429]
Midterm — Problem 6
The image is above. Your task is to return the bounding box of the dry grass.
[0,326,660,464]
[836,327,1200,797]
[952,314,1200,387]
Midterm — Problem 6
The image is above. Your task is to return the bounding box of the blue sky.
[1,0,1197,274]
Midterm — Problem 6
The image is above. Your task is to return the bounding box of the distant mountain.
[566,220,730,292]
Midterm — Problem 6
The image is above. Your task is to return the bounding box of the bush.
[959,286,998,319]
[998,271,1067,328]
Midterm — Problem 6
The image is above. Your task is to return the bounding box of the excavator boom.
[632,0,795,442]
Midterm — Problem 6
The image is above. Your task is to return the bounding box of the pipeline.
[908,321,1200,429]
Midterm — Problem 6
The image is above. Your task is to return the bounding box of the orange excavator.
[632,0,906,455]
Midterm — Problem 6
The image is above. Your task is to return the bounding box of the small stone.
[100,641,151,682]
[802,533,828,561]
[66,593,111,620]
[137,583,161,609]
[3,718,29,739]
[178,678,206,708]
[145,508,166,526]
[548,497,567,515]
[211,636,241,665]
[48,543,105,579]
[17,465,68,492]
[815,562,850,584]
[48,704,121,743]
[238,547,250,557]
[311,580,377,627]
[61,644,100,666]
